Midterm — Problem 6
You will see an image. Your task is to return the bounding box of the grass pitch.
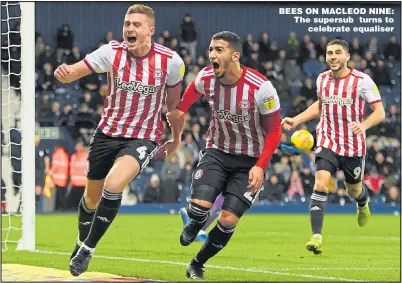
[2,213,401,281]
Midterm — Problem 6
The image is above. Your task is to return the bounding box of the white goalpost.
[1,1,35,251]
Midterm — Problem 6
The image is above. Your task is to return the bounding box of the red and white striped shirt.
[194,66,280,158]
[316,69,382,157]
[84,41,184,142]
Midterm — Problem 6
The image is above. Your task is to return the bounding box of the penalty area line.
[33,249,364,282]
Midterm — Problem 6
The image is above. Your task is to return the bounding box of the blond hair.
[126,4,155,25]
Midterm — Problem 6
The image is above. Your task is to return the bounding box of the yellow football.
[290,129,314,152]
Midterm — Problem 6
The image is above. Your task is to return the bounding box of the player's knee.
[314,179,328,192]
[345,182,361,198]
[218,210,239,230]
[103,177,125,193]
[187,201,210,222]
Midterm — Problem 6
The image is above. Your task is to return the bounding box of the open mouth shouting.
[127,35,137,44]
[211,61,220,72]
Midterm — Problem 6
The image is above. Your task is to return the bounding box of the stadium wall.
[35,2,401,54]
[117,203,400,214]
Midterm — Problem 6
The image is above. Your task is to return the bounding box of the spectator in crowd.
[299,33,312,64]
[67,45,82,65]
[274,49,287,72]
[59,104,74,127]
[364,50,377,70]
[330,187,353,206]
[366,37,380,58]
[245,52,259,70]
[196,55,206,69]
[272,72,291,105]
[156,36,165,46]
[143,174,160,203]
[384,35,401,60]
[191,123,205,150]
[161,30,172,46]
[179,162,193,188]
[287,170,305,201]
[259,175,284,203]
[184,65,200,87]
[169,38,183,55]
[35,134,50,211]
[372,59,391,86]
[36,44,57,69]
[364,166,385,197]
[315,35,328,57]
[299,166,314,197]
[242,33,254,59]
[303,52,324,78]
[286,31,300,59]
[56,24,74,50]
[350,37,365,57]
[79,71,100,92]
[182,133,199,163]
[283,59,304,86]
[300,77,316,102]
[103,31,114,44]
[266,41,279,62]
[161,154,181,183]
[258,32,271,62]
[66,139,88,210]
[37,94,53,118]
[49,145,69,211]
[37,62,56,92]
[274,156,292,184]
[384,186,400,206]
[179,13,198,62]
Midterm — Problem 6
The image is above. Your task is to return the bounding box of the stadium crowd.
[1,14,401,211]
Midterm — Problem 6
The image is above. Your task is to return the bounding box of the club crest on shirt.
[346,86,353,95]
[239,100,250,109]
[153,68,163,79]
[194,169,203,180]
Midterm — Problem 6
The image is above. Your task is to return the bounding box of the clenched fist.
[281,117,299,131]
[54,63,72,83]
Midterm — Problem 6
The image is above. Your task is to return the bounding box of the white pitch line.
[328,235,400,241]
[272,267,399,271]
[33,249,365,282]
[260,232,400,241]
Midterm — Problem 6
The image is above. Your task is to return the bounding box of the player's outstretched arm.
[163,81,202,156]
[282,99,321,131]
[54,61,92,84]
[248,110,282,193]
[166,83,185,141]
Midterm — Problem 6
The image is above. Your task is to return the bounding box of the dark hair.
[327,39,349,52]
[212,31,242,55]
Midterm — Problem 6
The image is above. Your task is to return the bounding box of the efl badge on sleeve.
[373,84,380,95]
[263,96,275,110]
[180,64,185,77]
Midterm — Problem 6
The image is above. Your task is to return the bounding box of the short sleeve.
[255,81,280,115]
[166,52,185,87]
[84,43,113,73]
[316,74,323,99]
[360,75,382,104]
[193,67,210,95]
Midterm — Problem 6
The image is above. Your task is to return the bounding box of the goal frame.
[16,1,35,251]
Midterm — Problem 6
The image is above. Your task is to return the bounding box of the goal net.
[1,1,35,252]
